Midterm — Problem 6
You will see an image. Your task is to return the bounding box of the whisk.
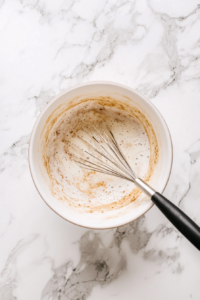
[69,126,200,250]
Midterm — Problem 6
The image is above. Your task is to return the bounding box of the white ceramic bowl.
[29,82,173,229]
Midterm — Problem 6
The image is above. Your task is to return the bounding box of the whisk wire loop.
[67,127,137,182]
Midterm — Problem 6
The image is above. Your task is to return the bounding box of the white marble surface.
[0,0,200,299]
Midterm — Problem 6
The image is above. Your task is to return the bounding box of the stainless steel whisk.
[68,126,200,251]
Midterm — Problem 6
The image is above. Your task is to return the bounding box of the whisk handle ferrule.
[134,178,155,197]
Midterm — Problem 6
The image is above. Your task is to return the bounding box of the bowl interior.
[29,82,172,229]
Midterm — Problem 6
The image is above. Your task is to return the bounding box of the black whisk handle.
[151,192,200,250]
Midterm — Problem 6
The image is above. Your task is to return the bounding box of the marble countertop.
[0,0,200,299]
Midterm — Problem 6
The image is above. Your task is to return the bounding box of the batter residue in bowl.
[41,96,159,213]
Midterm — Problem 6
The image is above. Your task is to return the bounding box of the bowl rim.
[29,81,173,229]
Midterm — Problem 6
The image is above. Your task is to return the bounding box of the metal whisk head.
[67,126,138,182]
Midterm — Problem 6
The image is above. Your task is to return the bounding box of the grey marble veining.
[0,0,200,299]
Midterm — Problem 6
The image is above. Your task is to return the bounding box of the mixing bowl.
[29,82,173,229]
